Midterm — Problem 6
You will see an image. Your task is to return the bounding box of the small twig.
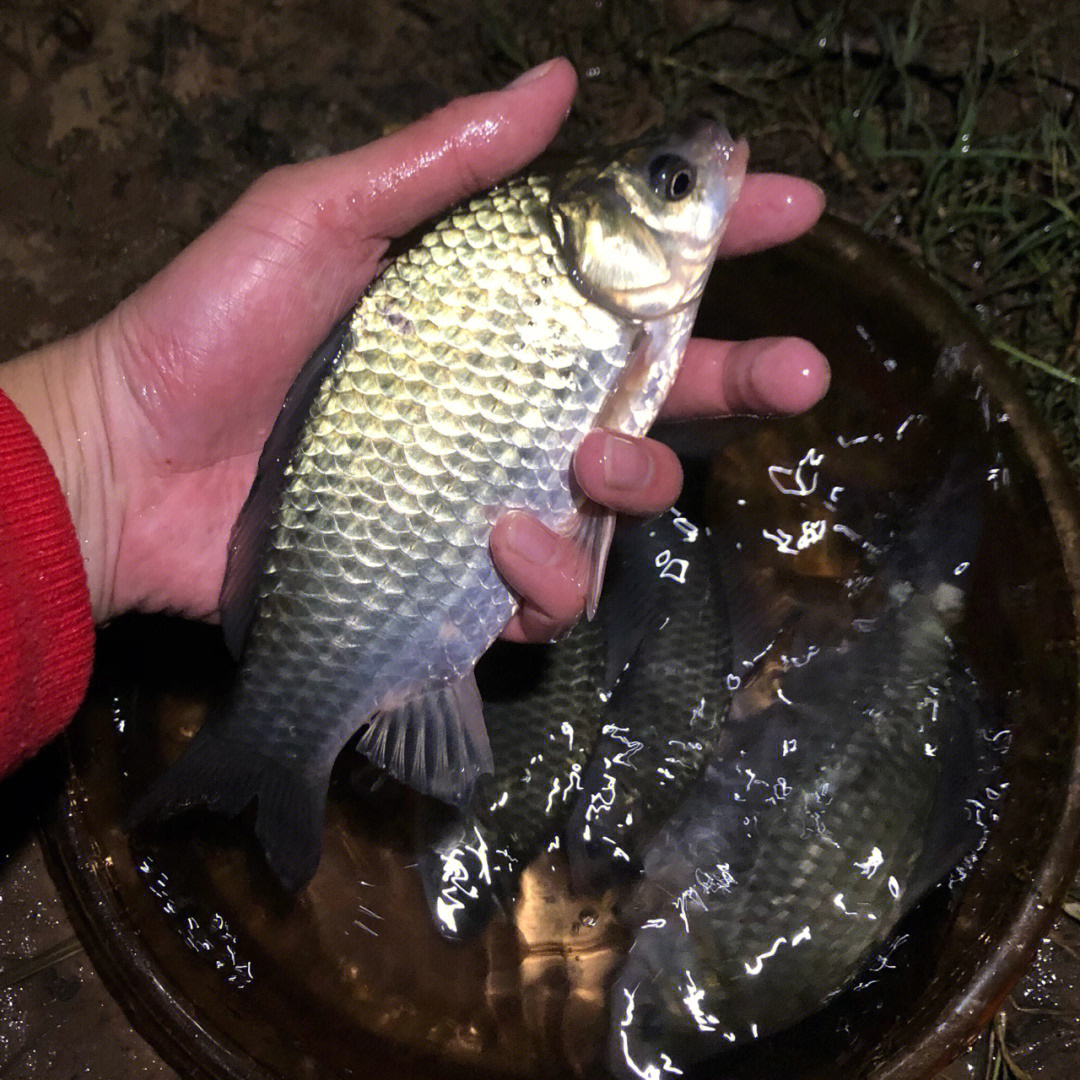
[990,1012,1034,1080]
[983,1020,1001,1080]
[1006,998,1075,1017]
[0,935,84,991]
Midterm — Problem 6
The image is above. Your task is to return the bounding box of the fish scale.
[246,178,631,689]
[132,122,747,892]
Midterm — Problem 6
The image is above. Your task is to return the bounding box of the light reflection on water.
[136,855,254,989]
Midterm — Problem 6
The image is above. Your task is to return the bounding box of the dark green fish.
[421,507,734,939]
[565,508,733,891]
[608,461,998,1078]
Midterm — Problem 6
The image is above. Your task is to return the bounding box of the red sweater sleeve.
[0,390,94,776]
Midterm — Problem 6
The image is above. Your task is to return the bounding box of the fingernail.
[601,433,653,490]
[503,513,560,566]
[506,59,558,89]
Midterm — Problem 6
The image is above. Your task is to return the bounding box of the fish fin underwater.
[418,818,506,941]
[130,668,495,892]
[598,512,682,690]
[566,509,732,894]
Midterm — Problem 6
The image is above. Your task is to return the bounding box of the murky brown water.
[35,220,1080,1080]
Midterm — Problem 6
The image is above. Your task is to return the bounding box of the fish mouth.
[725,136,751,185]
[674,119,750,227]
[679,118,750,178]
[705,125,749,201]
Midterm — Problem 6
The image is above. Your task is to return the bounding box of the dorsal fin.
[219,315,353,658]
[599,512,687,691]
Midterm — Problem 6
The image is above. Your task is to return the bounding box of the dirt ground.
[2,0,1077,359]
[1,1,1079,1077]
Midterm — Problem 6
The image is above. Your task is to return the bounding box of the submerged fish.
[609,461,997,1078]
[420,619,608,940]
[132,122,748,892]
[422,507,732,939]
[566,507,733,892]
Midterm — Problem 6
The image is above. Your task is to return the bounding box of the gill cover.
[549,120,748,320]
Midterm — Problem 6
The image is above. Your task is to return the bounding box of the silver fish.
[132,122,748,891]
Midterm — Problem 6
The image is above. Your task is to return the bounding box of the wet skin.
[0,58,828,642]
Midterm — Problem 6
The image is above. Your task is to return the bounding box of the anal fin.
[563,503,616,620]
[357,671,493,809]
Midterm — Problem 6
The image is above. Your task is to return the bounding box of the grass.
[479,0,1080,465]
[984,1011,1035,1080]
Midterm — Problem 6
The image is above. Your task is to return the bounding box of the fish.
[608,459,998,1079]
[421,506,733,939]
[419,583,610,940]
[565,506,733,892]
[130,121,749,893]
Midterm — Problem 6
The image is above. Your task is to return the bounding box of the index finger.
[118,59,579,404]
[718,174,826,257]
[289,57,578,241]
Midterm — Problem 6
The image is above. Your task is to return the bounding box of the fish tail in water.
[131,668,493,893]
[418,817,509,941]
[128,716,336,893]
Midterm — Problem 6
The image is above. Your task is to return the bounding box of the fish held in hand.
[130,122,748,893]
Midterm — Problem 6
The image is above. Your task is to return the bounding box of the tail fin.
[128,725,329,895]
[418,818,503,940]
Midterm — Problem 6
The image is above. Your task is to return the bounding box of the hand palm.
[5,60,827,640]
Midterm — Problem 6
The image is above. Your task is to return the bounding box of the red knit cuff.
[0,390,94,775]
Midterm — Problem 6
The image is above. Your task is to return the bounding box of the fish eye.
[649,154,696,201]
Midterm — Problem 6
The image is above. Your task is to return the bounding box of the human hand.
[0,58,827,642]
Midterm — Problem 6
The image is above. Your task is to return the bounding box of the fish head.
[550,121,748,320]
